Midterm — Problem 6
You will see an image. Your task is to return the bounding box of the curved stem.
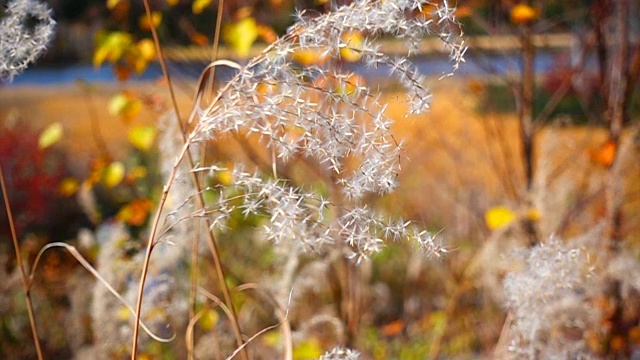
[131,141,190,358]
[133,3,246,358]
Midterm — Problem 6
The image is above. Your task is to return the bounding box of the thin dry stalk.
[189,2,225,359]
[605,0,630,244]
[131,141,190,358]
[231,284,293,360]
[30,242,174,343]
[132,3,246,359]
[0,164,43,360]
[518,2,538,245]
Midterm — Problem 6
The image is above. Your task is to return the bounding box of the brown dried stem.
[132,2,246,360]
[0,164,43,360]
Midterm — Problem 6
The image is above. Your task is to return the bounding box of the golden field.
[2,77,639,244]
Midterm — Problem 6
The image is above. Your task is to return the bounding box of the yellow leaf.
[132,57,148,75]
[292,338,322,359]
[128,125,157,151]
[103,161,125,189]
[126,166,148,182]
[117,306,129,320]
[223,17,259,57]
[93,32,133,68]
[339,31,364,62]
[334,74,365,97]
[485,206,517,230]
[138,11,162,31]
[38,122,63,149]
[216,169,233,186]
[107,0,123,10]
[292,48,328,66]
[262,330,281,347]
[58,177,79,197]
[132,39,156,74]
[166,0,179,5]
[510,4,538,25]
[198,308,219,331]
[108,92,142,122]
[192,0,212,14]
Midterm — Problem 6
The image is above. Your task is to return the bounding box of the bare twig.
[132,3,247,359]
[188,1,225,359]
[605,0,630,244]
[0,164,43,360]
[30,242,174,343]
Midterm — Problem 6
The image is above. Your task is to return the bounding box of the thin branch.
[132,3,247,359]
[605,0,630,244]
[0,163,43,360]
[30,242,175,343]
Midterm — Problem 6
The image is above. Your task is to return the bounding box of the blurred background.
[1,0,640,358]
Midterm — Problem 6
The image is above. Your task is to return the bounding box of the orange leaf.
[138,11,162,31]
[117,198,153,226]
[456,6,473,18]
[292,48,328,66]
[125,166,148,184]
[257,24,277,44]
[190,32,209,46]
[380,320,404,337]
[334,74,366,97]
[510,4,538,25]
[525,208,541,222]
[590,140,616,167]
[108,92,142,122]
[87,156,111,186]
[113,63,132,81]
